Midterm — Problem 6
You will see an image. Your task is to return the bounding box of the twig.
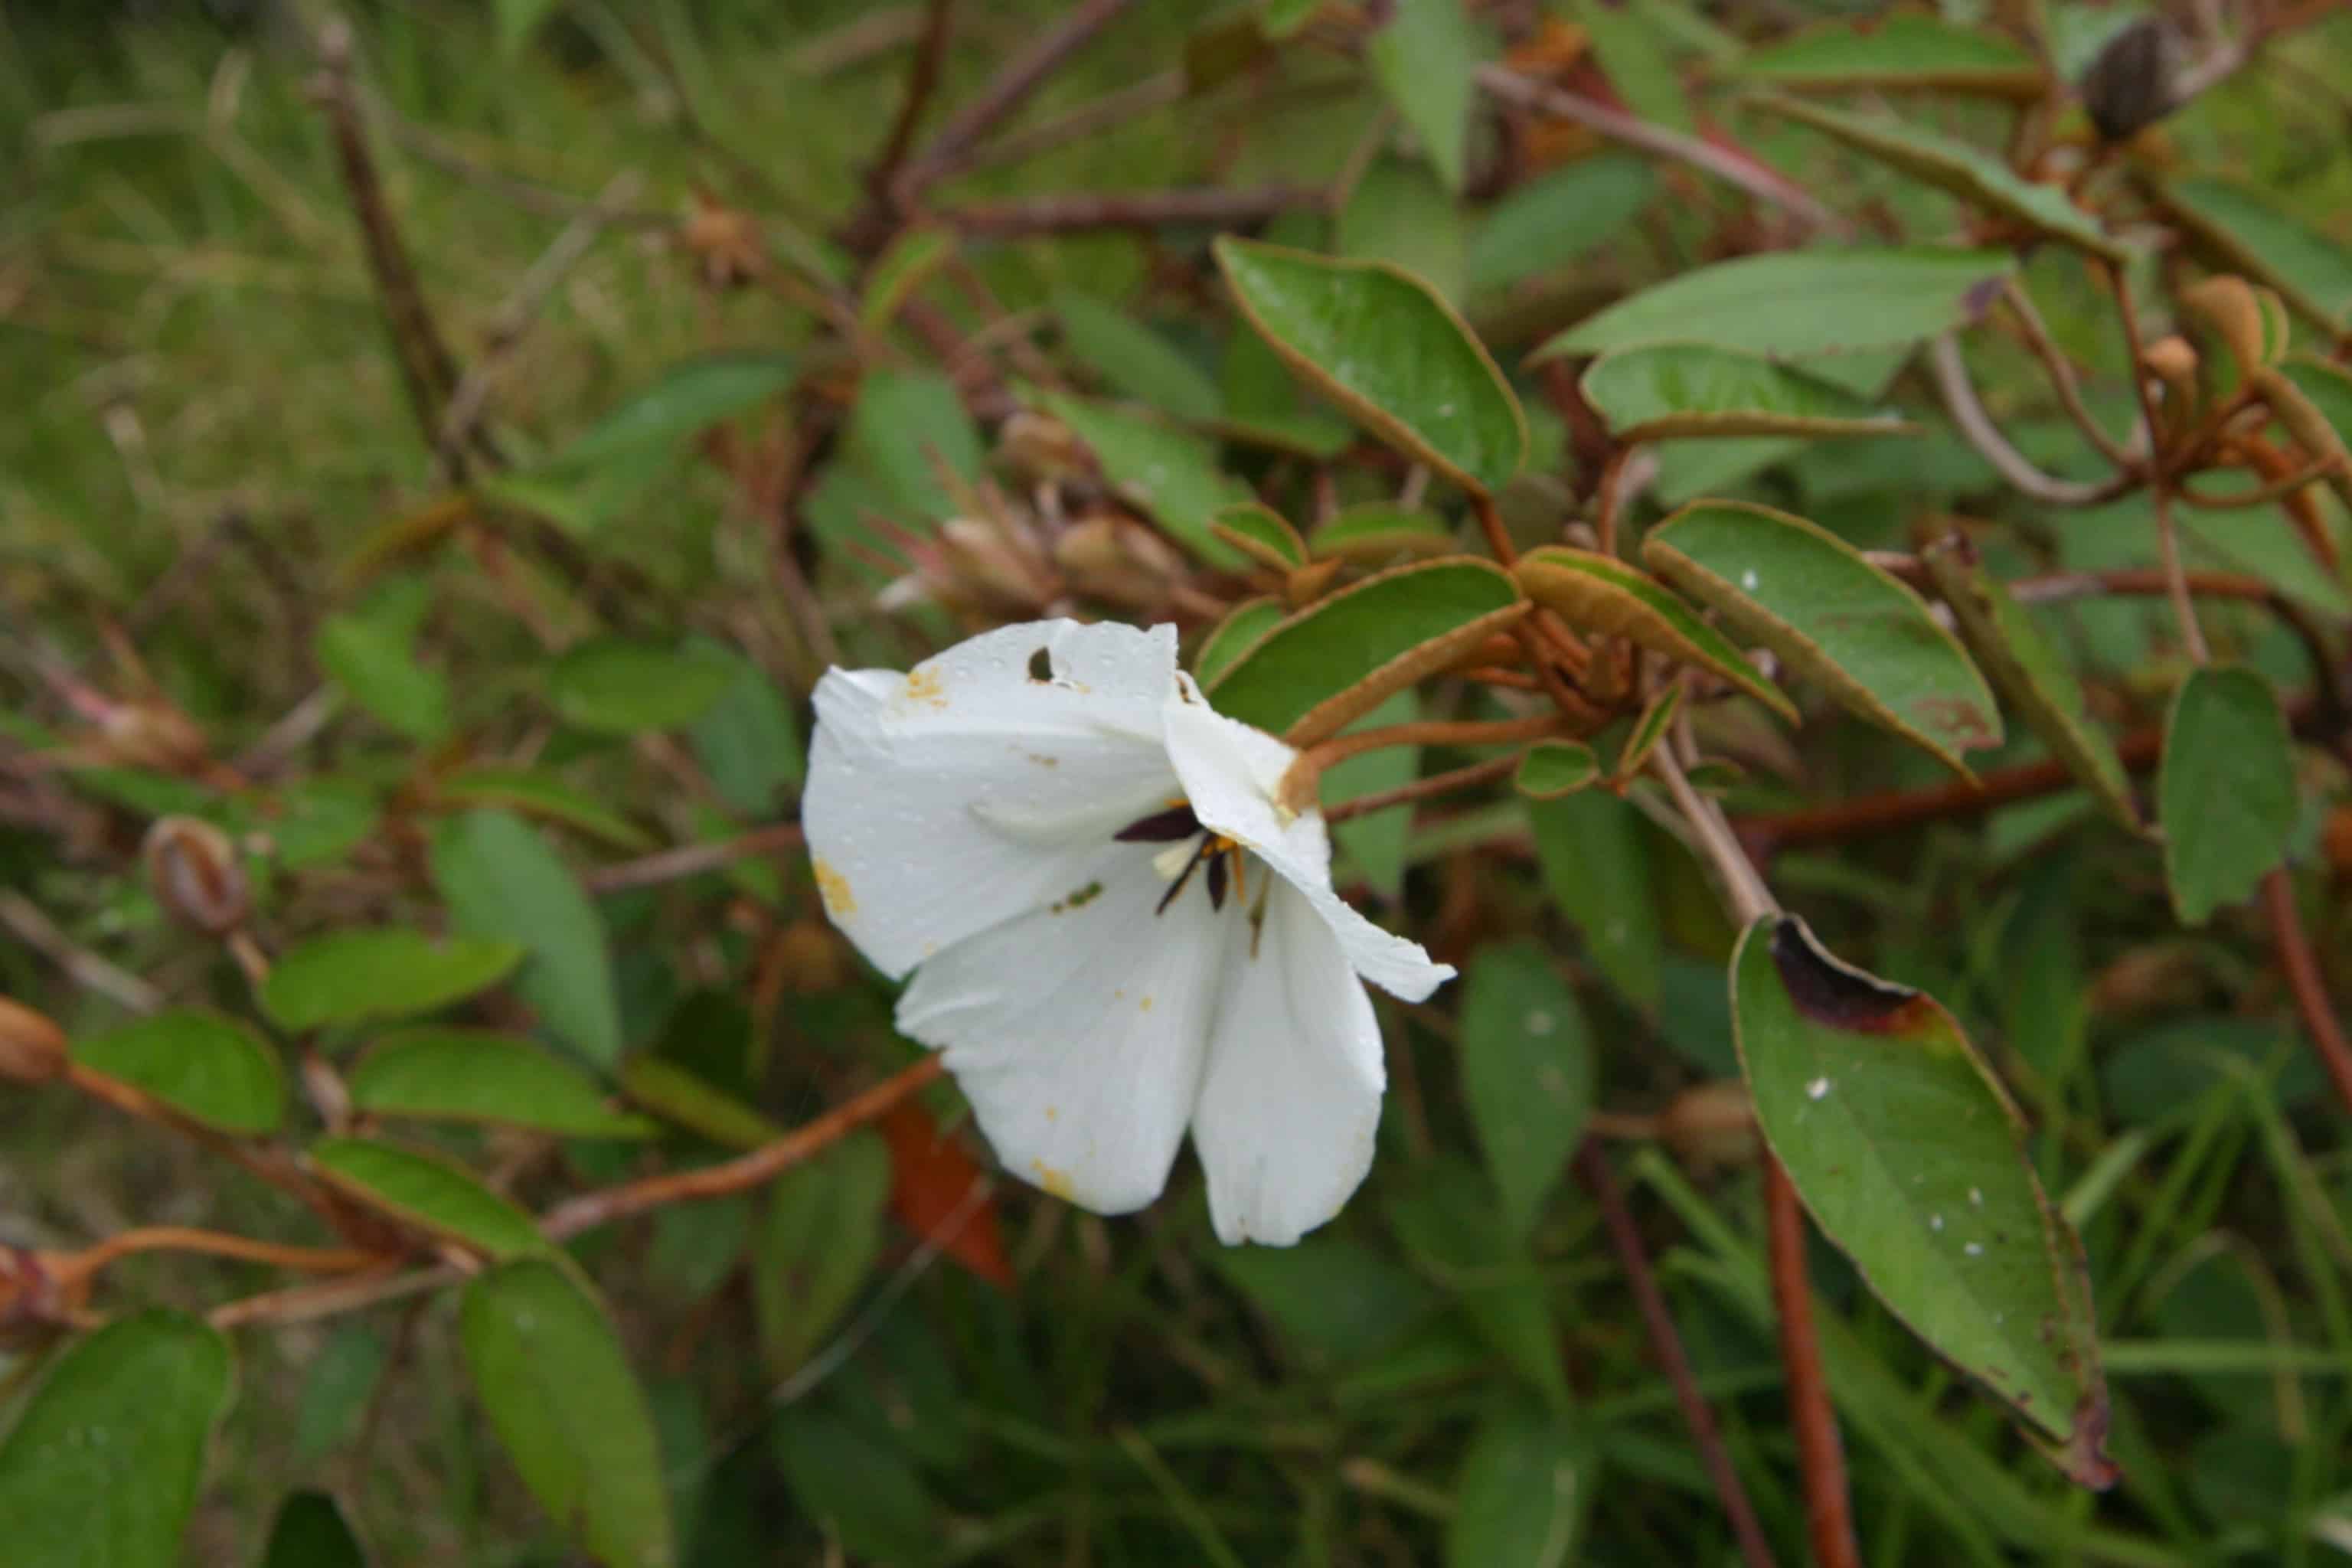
[867,0,958,205]
[948,72,1185,178]
[1576,1143,1779,1568]
[2001,279,2140,469]
[2263,868,2352,1117]
[1654,750,1775,926]
[1929,335,2140,508]
[582,822,807,895]
[56,1227,381,1290]
[1477,67,1841,234]
[1766,1155,1862,1568]
[2107,264,2211,665]
[1298,710,1565,778]
[2175,459,2339,510]
[938,185,1322,239]
[893,0,1140,206]
[0,890,162,1014]
[126,507,248,638]
[209,1260,446,1331]
[1323,753,1521,826]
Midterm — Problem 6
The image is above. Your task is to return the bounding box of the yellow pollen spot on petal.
[1031,1160,1075,1200]
[1139,995,1154,1013]
[903,668,948,708]
[812,858,856,918]
[1044,1105,1059,1122]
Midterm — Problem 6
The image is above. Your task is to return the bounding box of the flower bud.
[0,997,67,1084]
[2079,18,2184,145]
[1054,515,1182,609]
[998,411,1095,485]
[144,815,249,935]
[97,699,211,774]
[1659,1080,1759,1171]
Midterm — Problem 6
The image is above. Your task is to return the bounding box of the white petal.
[1165,691,1455,1003]
[896,848,1224,1215]
[1191,880,1385,1246]
[804,620,1182,978]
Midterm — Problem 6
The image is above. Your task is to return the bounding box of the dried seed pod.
[0,997,67,1084]
[2079,18,2185,145]
[145,815,250,936]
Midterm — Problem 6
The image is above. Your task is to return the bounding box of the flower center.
[1114,802,1251,916]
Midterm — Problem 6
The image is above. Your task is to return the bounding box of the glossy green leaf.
[553,354,795,469]
[316,612,450,742]
[858,224,954,333]
[687,645,805,818]
[348,1030,657,1138]
[1732,915,2110,1478]
[1210,501,1308,570]
[1514,546,1795,720]
[1470,155,1655,293]
[262,927,524,1033]
[460,1259,675,1568]
[1446,1402,1592,1568]
[1922,535,2138,831]
[0,1312,234,1568]
[1366,0,1484,192]
[1756,95,2126,260]
[548,639,738,735]
[770,1404,938,1564]
[430,810,624,1067]
[1389,1160,1568,1407]
[311,1137,545,1258]
[73,1009,283,1135]
[1730,13,2044,96]
[1217,238,1528,494]
[1191,596,1287,691]
[1528,790,1659,1009]
[619,1055,785,1150]
[1306,504,1456,564]
[1644,501,2002,774]
[1217,322,1359,458]
[2163,177,2352,330]
[262,1491,367,1568]
[1338,158,1470,305]
[1576,0,1691,131]
[1205,557,1527,746]
[1040,393,1250,568]
[1531,247,2012,363]
[1055,293,1223,423]
[753,1129,891,1378]
[1212,1236,1440,1364]
[2160,666,2297,926]
[436,768,653,851]
[1514,740,1599,799]
[1460,940,1592,1239]
[1582,343,1914,442]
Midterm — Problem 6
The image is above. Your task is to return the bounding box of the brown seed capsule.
[2079,18,2185,145]
[1659,1080,1760,1171]
[997,410,1095,485]
[145,815,250,936]
[0,997,67,1084]
[773,918,852,995]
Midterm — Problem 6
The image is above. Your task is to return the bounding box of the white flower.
[802,619,1454,1245]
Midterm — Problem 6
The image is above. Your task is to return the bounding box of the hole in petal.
[1027,646,1054,682]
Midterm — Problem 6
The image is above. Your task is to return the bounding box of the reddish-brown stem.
[1471,491,1517,566]
[2263,868,2352,1116]
[1322,753,1521,827]
[1593,448,1632,558]
[582,822,806,895]
[938,185,1321,239]
[56,1228,382,1290]
[1766,1155,1860,1568]
[1578,1143,1779,1568]
[2176,460,2339,510]
[64,1063,338,1223]
[867,0,957,208]
[2107,263,2210,663]
[893,0,1140,204]
[1462,665,1542,690]
[1302,711,1564,773]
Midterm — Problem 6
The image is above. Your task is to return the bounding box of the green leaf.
[436,768,654,851]
[310,1137,546,1258]
[262,928,524,1034]
[263,1491,367,1568]
[1514,546,1796,721]
[0,1312,234,1568]
[1210,501,1308,570]
[1459,940,1593,1239]
[2162,177,2352,331]
[1326,691,1418,900]
[1446,1402,1592,1568]
[1056,293,1223,423]
[686,646,805,817]
[1644,501,2002,775]
[1365,0,1485,192]
[255,778,381,869]
[1531,247,2012,363]
[858,224,955,334]
[72,1009,283,1135]
[1615,681,1682,781]
[1217,322,1359,459]
[1470,155,1655,294]
[1211,1237,1440,1364]
[1528,790,1660,1009]
[1729,14,2044,96]
[1038,393,1251,567]
[1753,96,2127,261]
[430,809,624,1067]
[1732,915,2110,1479]
[1582,343,1915,443]
[826,368,988,534]
[292,1325,386,1464]
[1192,597,1288,690]
[315,613,450,742]
[1514,740,1599,799]
[1921,535,2138,832]
[1217,238,1528,494]
[618,1055,785,1150]
[1205,557,1527,746]
[460,1259,675,1568]
[1575,0,1691,131]
[548,639,739,735]
[348,1030,658,1138]
[2160,666,2297,926]
[1388,1161,1568,1407]
[1337,158,1471,305]
[753,1129,891,1378]
[552,354,795,469]
[1306,503,1457,565]
[770,1404,938,1564]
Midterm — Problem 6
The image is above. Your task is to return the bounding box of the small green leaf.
[552,354,795,469]
[436,768,654,851]
[0,1312,235,1568]
[1205,557,1527,746]
[262,928,524,1033]
[1732,916,2110,1481]
[1922,534,2138,832]
[2162,177,2352,332]
[1217,238,1529,495]
[1644,501,2002,775]
[460,1259,675,1568]
[1039,393,1251,567]
[1615,682,1683,781]
[1729,13,2044,96]
[1056,293,1224,423]
[311,1137,546,1258]
[1531,247,2012,363]
[770,1404,939,1565]
[1389,1161,1568,1407]
[1193,597,1288,691]
[1514,546,1796,721]
[262,1491,367,1568]
[316,613,450,742]
[1338,158,1471,305]
[1514,740,1599,799]
[1470,155,1655,294]
[348,1030,657,1138]
[858,224,955,334]
[1306,504,1457,564]
[1446,1402,1591,1568]
[430,810,624,1067]
[549,639,739,735]
[753,1130,892,1378]
[687,645,805,818]
[72,1009,283,1135]
[1365,0,1485,192]
[619,1056,786,1150]
[2160,666,2297,926]
[1211,1237,1440,1364]
[1528,790,1660,1009]
[1459,941,1592,1239]
[1210,501,1308,570]
[1582,343,1916,443]
[1574,0,1691,130]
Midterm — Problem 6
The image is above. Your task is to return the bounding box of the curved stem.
[1654,749,1776,926]
[2001,279,2141,468]
[1286,711,1563,815]
[1323,753,1521,826]
[57,1228,381,1291]
[2263,868,2352,1117]
[2176,459,2338,510]
[1929,335,2141,508]
[1767,1157,1862,1568]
